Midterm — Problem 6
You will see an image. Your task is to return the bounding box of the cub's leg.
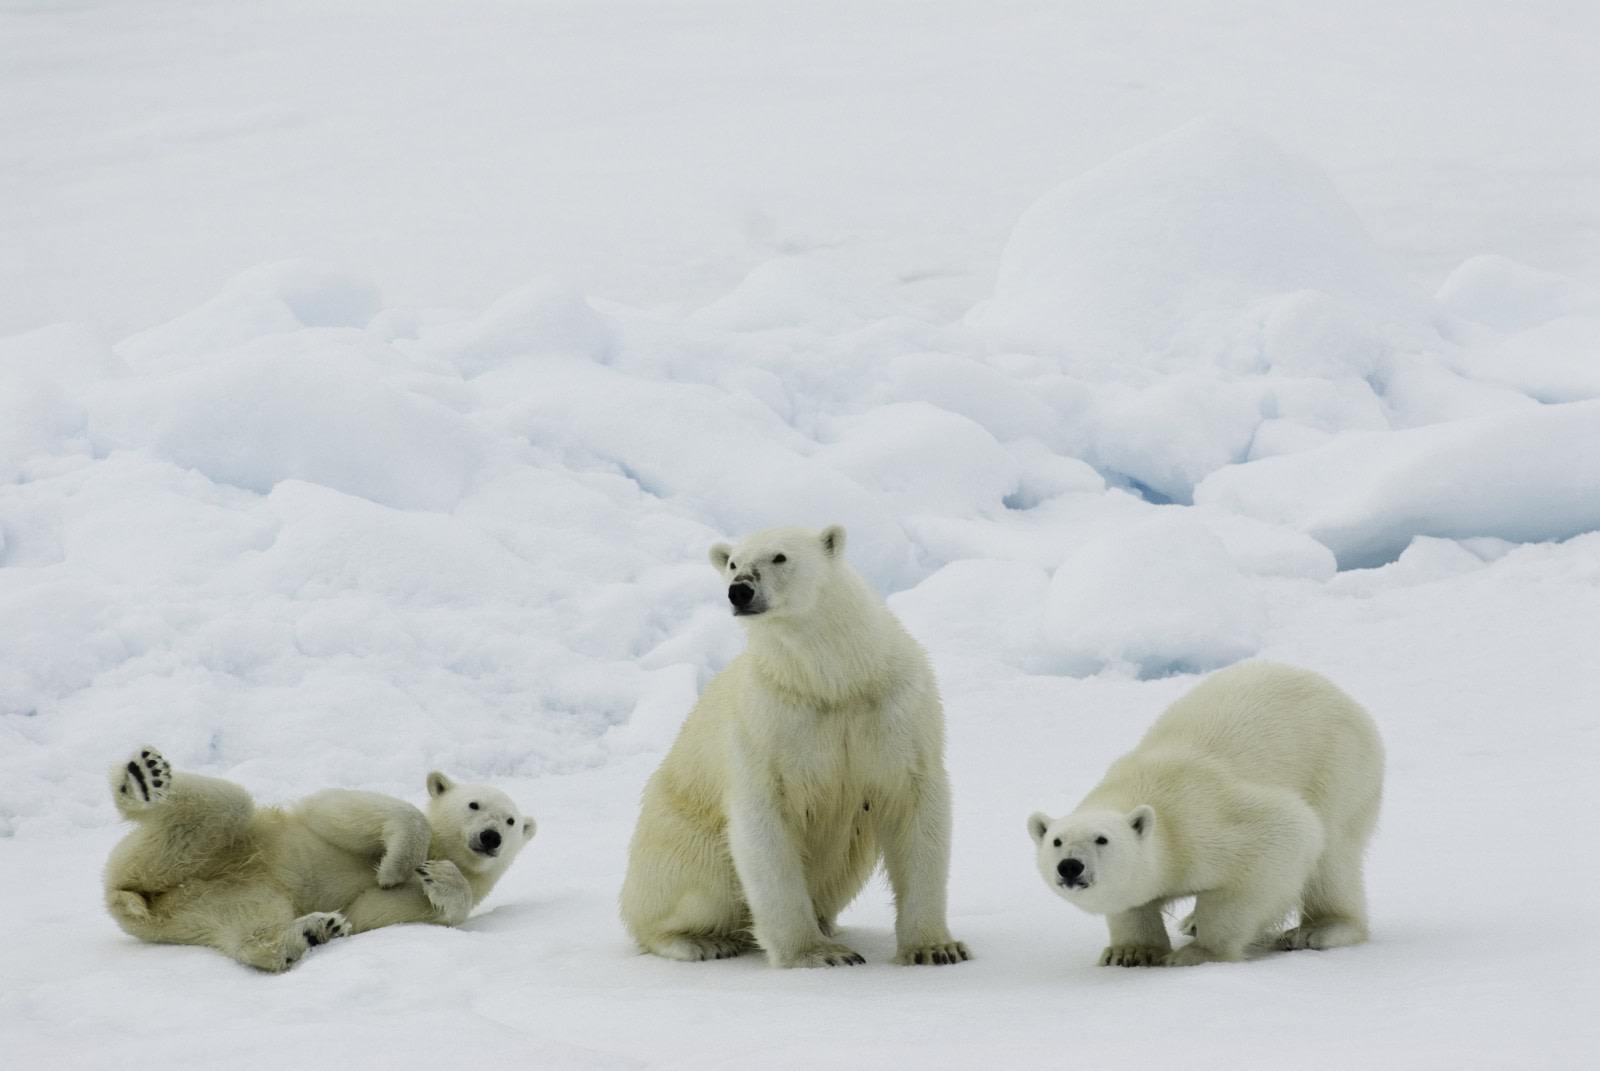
[105,748,256,893]
[293,789,432,888]
[1166,792,1323,966]
[216,898,352,973]
[1279,828,1372,951]
[111,879,349,972]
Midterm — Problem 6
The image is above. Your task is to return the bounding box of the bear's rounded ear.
[709,543,733,571]
[1027,812,1052,844]
[523,816,537,840]
[1128,805,1155,838]
[819,524,847,559]
[427,772,455,799]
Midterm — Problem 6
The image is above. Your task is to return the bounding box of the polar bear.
[1027,661,1382,967]
[620,524,969,968]
[104,747,534,971]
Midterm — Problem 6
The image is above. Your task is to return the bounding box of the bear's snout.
[472,827,502,856]
[728,582,768,615]
[1057,858,1088,888]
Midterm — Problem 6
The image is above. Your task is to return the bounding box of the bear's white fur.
[1028,661,1383,967]
[620,524,969,968]
[104,748,534,971]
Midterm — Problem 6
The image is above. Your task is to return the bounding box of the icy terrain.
[3,2,1598,1068]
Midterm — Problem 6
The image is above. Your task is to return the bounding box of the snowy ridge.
[6,122,1596,825]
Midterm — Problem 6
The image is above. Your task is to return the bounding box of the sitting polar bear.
[105,747,534,971]
[620,524,969,968]
[1028,661,1383,967]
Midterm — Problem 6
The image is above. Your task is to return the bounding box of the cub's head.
[708,523,846,621]
[1027,806,1156,916]
[426,772,536,877]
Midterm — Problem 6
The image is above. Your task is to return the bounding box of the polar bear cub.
[621,524,969,968]
[1028,661,1383,967]
[105,747,534,971]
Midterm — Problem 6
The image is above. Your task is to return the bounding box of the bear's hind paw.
[1277,920,1366,951]
[270,913,352,971]
[648,934,753,962]
[116,747,173,808]
[299,911,351,948]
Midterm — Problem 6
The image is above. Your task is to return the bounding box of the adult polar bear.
[1029,661,1382,966]
[105,747,534,971]
[621,524,969,968]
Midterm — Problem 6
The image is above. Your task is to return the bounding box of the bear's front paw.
[417,860,473,925]
[1099,944,1163,967]
[776,942,867,968]
[895,940,971,966]
[116,747,173,808]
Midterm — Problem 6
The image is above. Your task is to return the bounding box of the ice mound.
[1196,398,1600,568]
[437,277,614,377]
[115,261,383,373]
[972,117,1432,365]
[1438,254,1600,333]
[89,350,485,512]
[1042,511,1266,678]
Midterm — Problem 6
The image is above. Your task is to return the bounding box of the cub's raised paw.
[115,747,173,808]
[417,860,472,925]
[896,940,971,966]
[1099,944,1163,967]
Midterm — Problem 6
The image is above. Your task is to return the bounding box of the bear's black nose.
[728,583,755,608]
[1058,858,1084,882]
[477,828,501,852]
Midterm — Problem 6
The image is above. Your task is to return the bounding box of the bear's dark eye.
[505,817,514,826]
[468,801,480,810]
[1095,836,1108,846]
[728,560,737,571]
[773,553,786,563]
[1052,838,1061,848]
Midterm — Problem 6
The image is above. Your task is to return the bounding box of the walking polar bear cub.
[105,747,534,971]
[1029,661,1383,967]
[621,524,969,968]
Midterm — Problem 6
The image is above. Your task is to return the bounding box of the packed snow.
[3,1,1598,1068]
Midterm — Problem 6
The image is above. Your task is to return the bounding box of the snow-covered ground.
[4,2,1598,1068]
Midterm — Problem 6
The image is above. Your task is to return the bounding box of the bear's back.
[1138,661,1382,811]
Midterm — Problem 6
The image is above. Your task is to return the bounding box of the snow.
[3,1,1599,1068]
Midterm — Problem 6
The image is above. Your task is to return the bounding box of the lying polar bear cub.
[105,747,534,971]
[1029,661,1383,967]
